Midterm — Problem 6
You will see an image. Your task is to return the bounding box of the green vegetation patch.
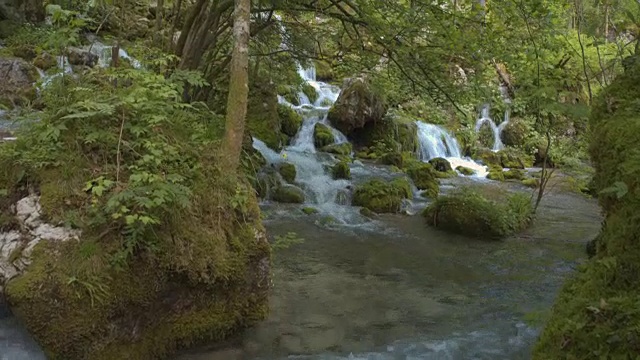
[352,177,412,213]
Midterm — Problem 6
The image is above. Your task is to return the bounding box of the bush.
[423,187,533,239]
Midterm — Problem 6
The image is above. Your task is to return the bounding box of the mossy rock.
[477,122,496,149]
[278,104,302,138]
[272,185,305,204]
[314,60,334,82]
[246,79,282,151]
[500,118,529,147]
[533,55,640,359]
[327,77,387,135]
[380,152,403,167]
[406,163,439,198]
[504,169,525,180]
[352,178,412,213]
[331,161,351,180]
[423,186,532,239]
[521,177,539,188]
[472,148,501,167]
[12,44,36,60]
[255,168,282,199]
[456,166,476,176]
[428,157,453,173]
[313,123,334,149]
[277,85,300,106]
[33,51,56,70]
[301,83,318,104]
[497,148,533,169]
[302,207,319,215]
[486,167,505,181]
[277,162,296,184]
[359,207,376,218]
[321,142,352,155]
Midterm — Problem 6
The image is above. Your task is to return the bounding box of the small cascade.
[415,121,488,178]
[474,104,510,151]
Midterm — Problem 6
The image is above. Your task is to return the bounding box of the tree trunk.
[155,0,164,45]
[221,0,250,172]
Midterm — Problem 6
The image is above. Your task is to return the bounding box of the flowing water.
[474,105,510,152]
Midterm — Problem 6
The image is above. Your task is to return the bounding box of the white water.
[474,104,510,152]
[415,122,488,178]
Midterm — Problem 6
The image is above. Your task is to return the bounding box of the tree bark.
[221,0,251,172]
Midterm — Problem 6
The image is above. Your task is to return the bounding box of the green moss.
[521,178,539,188]
[487,166,505,181]
[278,162,296,184]
[497,148,534,169]
[331,161,351,180]
[314,60,334,82]
[359,207,375,218]
[352,178,412,213]
[423,187,533,239]
[277,85,300,106]
[272,185,305,204]
[301,207,319,215]
[301,83,318,104]
[456,166,476,176]
[504,169,525,180]
[33,52,57,70]
[501,118,529,147]
[533,55,640,360]
[472,148,501,167]
[278,104,302,138]
[406,163,439,198]
[428,157,453,172]
[321,142,352,155]
[247,80,282,151]
[327,77,387,136]
[380,152,403,167]
[314,123,335,149]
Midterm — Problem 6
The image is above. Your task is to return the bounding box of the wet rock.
[66,47,99,67]
[314,123,334,149]
[380,152,403,167]
[500,118,528,147]
[0,0,44,22]
[328,77,386,135]
[321,142,352,156]
[0,57,38,108]
[352,178,412,213]
[456,166,476,176]
[331,161,351,180]
[406,163,439,198]
[272,185,305,204]
[32,51,56,70]
[278,104,302,138]
[277,162,296,184]
[301,207,318,215]
[429,157,453,173]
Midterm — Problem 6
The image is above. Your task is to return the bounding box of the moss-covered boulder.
[428,157,453,172]
[500,118,529,147]
[456,166,476,176]
[406,163,439,198]
[504,168,525,180]
[33,51,56,70]
[380,152,403,167]
[247,80,283,151]
[315,60,334,82]
[352,178,412,213]
[272,185,305,204]
[301,83,318,104]
[331,161,351,180]
[327,77,387,135]
[313,123,334,149]
[472,148,501,167]
[277,162,296,184]
[486,166,505,181]
[255,168,282,199]
[521,177,539,188]
[0,57,38,108]
[532,54,640,360]
[278,104,302,139]
[497,148,533,169]
[301,207,319,215]
[423,187,532,239]
[321,142,352,155]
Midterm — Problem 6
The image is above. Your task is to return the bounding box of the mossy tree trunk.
[221,0,250,172]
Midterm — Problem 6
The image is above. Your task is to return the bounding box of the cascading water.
[474,104,510,152]
[415,122,488,178]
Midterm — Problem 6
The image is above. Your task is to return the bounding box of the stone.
[66,47,99,67]
[327,77,387,135]
[0,57,38,108]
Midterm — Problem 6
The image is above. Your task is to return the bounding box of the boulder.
[428,157,453,173]
[272,185,305,204]
[327,77,386,135]
[456,166,475,176]
[66,47,99,67]
[500,118,528,147]
[352,178,412,213]
[0,0,44,22]
[33,51,56,70]
[313,123,334,149]
[331,161,351,180]
[321,142,352,156]
[277,162,296,184]
[0,57,38,108]
[406,163,439,198]
[278,104,302,139]
[247,80,282,151]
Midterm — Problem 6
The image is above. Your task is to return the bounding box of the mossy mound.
[521,177,539,188]
[277,85,300,106]
[301,207,319,215]
[277,163,296,184]
[486,166,505,181]
[246,79,283,151]
[498,148,533,169]
[472,148,501,167]
[348,113,417,156]
[380,152,403,167]
[352,178,412,213]
[406,163,439,198]
[328,77,387,135]
[278,104,302,139]
[255,168,282,199]
[456,166,476,176]
[314,123,334,149]
[532,55,640,359]
[33,51,56,70]
[314,60,334,82]
[0,71,271,359]
[423,187,533,239]
[331,161,351,180]
[500,118,529,147]
[504,169,525,180]
[272,185,305,204]
[428,157,453,173]
[321,142,352,156]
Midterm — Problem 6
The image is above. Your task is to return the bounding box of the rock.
[456,166,476,176]
[247,80,282,151]
[331,161,351,180]
[314,60,333,82]
[277,162,296,184]
[321,142,352,156]
[428,157,453,172]
[0,0,44,22]
[314,123,334,149]
[301,83,318,104]
[272,185,305,204]
[66,47,99,67]
[0,195,80,294]
[504,168,525,180]
[472,148,501,167]
[352,178,412,213]
[255,168,282,199]
[486,167,505,181]
[33,51,56,70]
[12,45,36,60]
[423,187,532,238]
[380,152,403,167]
[278,104,302,138]
[301,207,318,215]
[406,163,439,198]
[500,118,528,147]
[521,177,539,188]
[327,77,387,135]
[0,57,38,108]
[359,207,375,218]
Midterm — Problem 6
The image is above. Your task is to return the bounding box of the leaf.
[599,181,628,199]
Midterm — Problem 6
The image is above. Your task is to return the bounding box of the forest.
[0,0,639,359]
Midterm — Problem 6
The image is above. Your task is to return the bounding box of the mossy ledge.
[532,55,640,359]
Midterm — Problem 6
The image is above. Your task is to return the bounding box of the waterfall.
[415,121,488,178]
[474,104,511,152]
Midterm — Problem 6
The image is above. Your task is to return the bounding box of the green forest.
[0,0,638,359]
